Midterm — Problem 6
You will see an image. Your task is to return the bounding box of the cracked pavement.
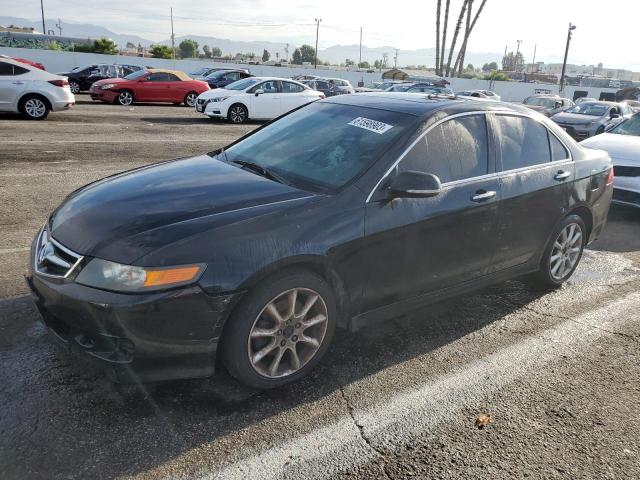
[1,102,640,479]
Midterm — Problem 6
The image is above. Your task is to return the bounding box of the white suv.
[0,57,75,120]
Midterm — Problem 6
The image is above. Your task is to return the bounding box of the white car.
[456,90,501,101]
[0,57,75,120]
[195,77,324,123]
[581,113,640,207]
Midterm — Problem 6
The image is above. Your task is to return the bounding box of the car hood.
[91,77,129,87]
[524,104,548,112]
[49,155,313,265]
[198,88,244,100]
[552,112,602,124]
[580,133,640,163]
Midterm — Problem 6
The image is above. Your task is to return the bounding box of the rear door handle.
[471,190,496,202]
[554,171,571,181]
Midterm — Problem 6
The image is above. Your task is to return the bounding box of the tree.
[203,45,211,58]
[435,0,441,75]
[444,0,468,76]
[150,45,173,59]
[483,70,510,81]
[298,44,317,64]
[373,59,381,70]
[125,42,135,49]
[466,63,474,71]
[438,0,451,76]
[211,47,222,57]
[178,39,199,58]
[262,49,270,62]
[345,58,355,67]
[454,0,488,77]
[93,38,118,55]
[358,61,370,69]
[502,51,524,71]
[292,49,302,64]
[482,61,498,72]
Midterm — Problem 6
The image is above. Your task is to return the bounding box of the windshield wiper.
[232,160,289,185]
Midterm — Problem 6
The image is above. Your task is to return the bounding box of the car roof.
[322,92,533,117]
[146,69,192,81]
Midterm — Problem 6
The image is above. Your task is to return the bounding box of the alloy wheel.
[248,288,329,378]
[549,223,582,280]
[118,91,133,106]
[24,98,47,119]
[229,106,247,123]
[185,93,197,107]
[69,82,80,94]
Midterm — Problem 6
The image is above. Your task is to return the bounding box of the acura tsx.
[27,93,613,389]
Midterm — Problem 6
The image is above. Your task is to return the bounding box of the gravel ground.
[0,100,638,480]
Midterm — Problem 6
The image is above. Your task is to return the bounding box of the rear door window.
[494,115,551,171]
[400,114,489,183]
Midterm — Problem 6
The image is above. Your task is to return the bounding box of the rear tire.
[184,92,198,107]
[69,81,80,94]
[227,103,248,124]
[19,95,50,120]
[221,269,336,389]
[115,90,134,106]
[529,214,586,288]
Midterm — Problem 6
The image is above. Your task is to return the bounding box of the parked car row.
[56,63,145,94]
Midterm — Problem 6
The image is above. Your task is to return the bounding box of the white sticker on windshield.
[348,117,393,134]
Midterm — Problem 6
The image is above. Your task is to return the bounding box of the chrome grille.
[34,227,83,279]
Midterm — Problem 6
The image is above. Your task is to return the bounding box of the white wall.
[1,47,620,103]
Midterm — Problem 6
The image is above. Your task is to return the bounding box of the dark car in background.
[58,64,143,94]
[191,67,250,81]
[522,94,574,117]
[551,101,635,139]
[26,94,612,389]
[204,69,253,89]
[301,79,341,97]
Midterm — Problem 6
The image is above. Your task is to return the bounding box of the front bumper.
[198,99,228,118]
[89,88,118,103]
[26,273,241,383]
[555,123,597,139]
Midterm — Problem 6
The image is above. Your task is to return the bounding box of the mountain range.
[1,16,504,68]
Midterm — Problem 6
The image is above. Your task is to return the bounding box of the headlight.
[101,83,116,90]
[212,96,230,102]
[75,258,205,292]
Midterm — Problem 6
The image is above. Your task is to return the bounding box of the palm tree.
[439,0,452,77]
[435,0,442,75]
[444,0,468,77]
[454,0,489,77]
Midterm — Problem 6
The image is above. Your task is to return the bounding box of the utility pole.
[515,39,522,72]
[531,44,537,72]
[314,18,322,69]
[559,23,576,94]
[359,27,362,68]
[40,0,46,34]
[170,7,176,60]
[285,43,289,63]
[55,18,62,36]
[394,49,399,68]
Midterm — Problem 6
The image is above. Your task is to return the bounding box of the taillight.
[48,79,69,88]
[606,167,614,186]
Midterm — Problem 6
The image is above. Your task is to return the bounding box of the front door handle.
[471,190,496,202]
[554,170,571,181]
[12,81,24,85]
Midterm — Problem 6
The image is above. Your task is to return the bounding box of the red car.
[89,69,209,107]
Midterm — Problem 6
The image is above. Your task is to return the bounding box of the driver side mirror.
[254,89,264,96]
[554,101,562,109]
[386,171,442,199]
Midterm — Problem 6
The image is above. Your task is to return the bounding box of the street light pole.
[515,40,522,72]
[559,23,576,94]
[314,18,322,69]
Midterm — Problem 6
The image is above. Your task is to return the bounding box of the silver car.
[522,94,574,117]
[551,101,635,140]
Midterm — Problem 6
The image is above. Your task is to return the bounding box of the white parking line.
[197,292,640,480]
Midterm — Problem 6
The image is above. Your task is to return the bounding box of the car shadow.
[1,279,549,479]
[140,116,267,126]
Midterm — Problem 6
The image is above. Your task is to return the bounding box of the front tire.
[115,90,134,106]
[20,95,50,120]
[531,214,586,288]
[227,103,248,123]
[69,81,80,94]
[221,269,337,389]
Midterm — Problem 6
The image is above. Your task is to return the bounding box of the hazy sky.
[5,0,639,70]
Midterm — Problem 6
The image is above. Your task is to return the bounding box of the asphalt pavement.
[1,100,638,480]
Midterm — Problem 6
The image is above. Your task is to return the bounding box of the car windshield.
[123,69,148,80]
[70,65,91,72]
[222,102,415,191]
[226,78,262,90]
[205,70,228,79]
[565,103,609,116]
[190,67,211,76]
[524,97,557,107]
[609,114,640,136]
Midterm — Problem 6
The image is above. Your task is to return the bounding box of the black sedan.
[27,94,613,388]
[58,64,142,94]
[204,69,253,89]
